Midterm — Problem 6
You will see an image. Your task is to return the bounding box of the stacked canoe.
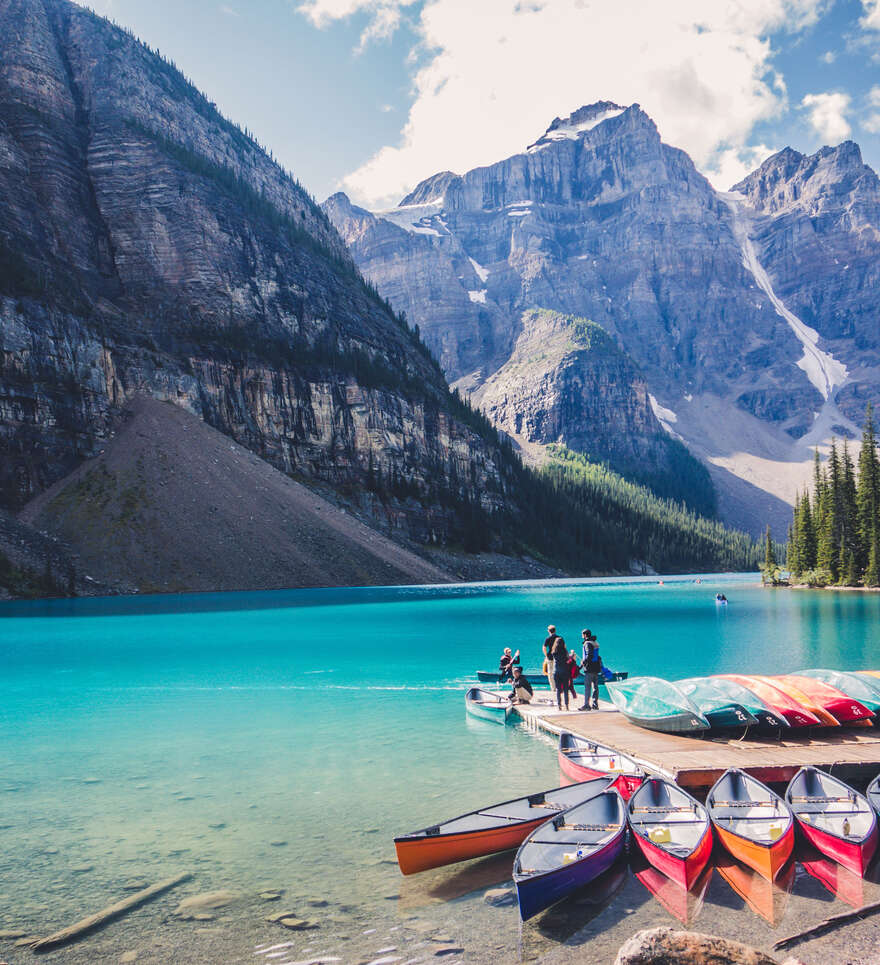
[606,670,880,735]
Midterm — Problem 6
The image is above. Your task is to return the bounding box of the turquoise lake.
[2,573,880,964]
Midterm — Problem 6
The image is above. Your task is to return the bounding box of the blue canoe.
[513,783,626,920]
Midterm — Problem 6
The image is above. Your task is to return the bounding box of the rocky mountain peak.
[526,100,648,151]
[399,170,462,207]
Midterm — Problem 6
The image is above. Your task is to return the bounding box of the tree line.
[785,406,880,586]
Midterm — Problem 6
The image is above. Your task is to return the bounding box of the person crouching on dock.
[508,666,533,704]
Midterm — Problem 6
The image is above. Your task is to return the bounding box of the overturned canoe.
[786,766,878,877]
[715,675,820,728]
[761,676,840,727]
[674,678,758,730]
[465,687,514,724]
[394,777,611,875]
[774,674,873,725]
[557,731,644,800]
[707,768,794,880]
[627,777,713,889]
[798,669,880,716]
[605,677,710,734]
[514,786,626,920]
[695,677,789,731]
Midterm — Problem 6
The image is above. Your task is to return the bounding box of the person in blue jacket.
[579,629,602,711]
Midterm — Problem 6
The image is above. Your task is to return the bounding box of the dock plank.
[509,696,880,788]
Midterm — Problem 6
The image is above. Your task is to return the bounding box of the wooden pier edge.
[503,692,880,789]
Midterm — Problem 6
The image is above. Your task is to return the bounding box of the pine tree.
[787,518,800,577]
[857,403,880,572]
[799,490,817,571]
[841,439,860,580]
[866,534,880,588]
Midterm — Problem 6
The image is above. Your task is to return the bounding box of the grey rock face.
[0,0,510,544]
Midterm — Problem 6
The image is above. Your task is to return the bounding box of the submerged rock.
[615,928,781,965]
[174,891,239,919]
[483,887,515,907]
[278,917,319,931]
[259,892,282,901]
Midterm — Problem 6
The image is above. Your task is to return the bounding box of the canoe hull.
[631,821,713,889]
[777,674,873,724]
[395,817,547,875]
[795,817,878,877]
[515,827,625,921]
[557,750,642,801]
[714,823,794,880]
[717,675,819,728]
[465,688,512,725]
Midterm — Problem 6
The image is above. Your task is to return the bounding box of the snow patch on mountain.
[377,200,444,236]
[720,192,848,401]
[468,257,490,282]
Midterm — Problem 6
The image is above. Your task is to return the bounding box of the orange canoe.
[707,769,795,880]
[754,676,839,727]
[716,675,820,727]
[394,777,609,875]
[715,853,795,926]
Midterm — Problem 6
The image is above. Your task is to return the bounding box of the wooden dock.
[506,694,880,789]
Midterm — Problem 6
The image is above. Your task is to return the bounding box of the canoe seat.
[556,823,619,831]
[631,805,697,813]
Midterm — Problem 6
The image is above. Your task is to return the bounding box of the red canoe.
[786,767,878,877]
[715,675,820,728]
[774,674,873,725]
[394,777,610,875]
[558,732,644,801]
[627,777,713,889]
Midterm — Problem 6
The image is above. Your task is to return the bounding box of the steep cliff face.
[733,143,880,424]
[0,0,511,544]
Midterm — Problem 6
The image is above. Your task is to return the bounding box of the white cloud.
[821,50,836,63]
[297,0,419,50]
[801,91,852,142]
[707,143,778,191]
[861,0,880,30]
[220,4,239,15]
[299,0,827,207]
[864,85,880,133]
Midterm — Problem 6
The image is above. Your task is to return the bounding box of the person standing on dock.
[579,630,602,711]
[552,637,571,710]
[508,666,533,704]
[543,625,558,695]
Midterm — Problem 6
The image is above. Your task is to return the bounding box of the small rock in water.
[72,865,94,874]
[269,840,288,847]
[42,848,59,855]
[82,777,102,785]
[119,952,138,963]
[123,881,149,891]
[174,891,239,919]
[208,823,226,830]
[434,949,464,958]
[614,927,780,965]
[259,892,282,901]
[307,899,329,907]
[279,917,319,930]
[265,910,299,923]
[482,887,515,907]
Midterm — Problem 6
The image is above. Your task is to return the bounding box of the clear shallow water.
[2,573,880,964]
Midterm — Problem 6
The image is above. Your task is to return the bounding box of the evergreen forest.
[786,406,880,586]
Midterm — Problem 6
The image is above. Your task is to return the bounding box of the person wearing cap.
[508,665,534,704]
[542,624,558,694]
[579,629,602,711]
[498,646,520,682]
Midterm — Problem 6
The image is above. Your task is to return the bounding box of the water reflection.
[632,853,712,927]
[714,853,796,927]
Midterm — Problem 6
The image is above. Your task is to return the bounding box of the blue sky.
[85,0,880,207]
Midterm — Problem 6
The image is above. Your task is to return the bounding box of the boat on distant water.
[786,767,878,876]
[773,674,873,725]
[513,786,626,920]
[557,732,644,800]
[605,677,710,734]
[868,774,880,816]
[799,845,868,908]
[707,768,794,880]
[715,852,795,926]
[798,669,880,716]
[633,855,713,927]
[394,777,611,875]
[465,687,514,724]
[715,674,820,727]
[627,777,713,889]
[695,677,789,732]
[673,678,758,730]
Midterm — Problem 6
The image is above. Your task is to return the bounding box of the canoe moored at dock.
[753,676,840,727]
[673,678,758,730]
[557,732,645,800]
[513,786,626,920]
[605,677,710,734]
[786,766,879,876]
[715,675,820,728]
[394,777,611,875]
[627,777,713,889]
[693,677,789,732]
[798,669,880,716]
[774,674,873,725]
[707,768,794,880]
[465,687,514,724]
[868,774,880,816]
[715,853,795,927]
[477,670,548,686]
